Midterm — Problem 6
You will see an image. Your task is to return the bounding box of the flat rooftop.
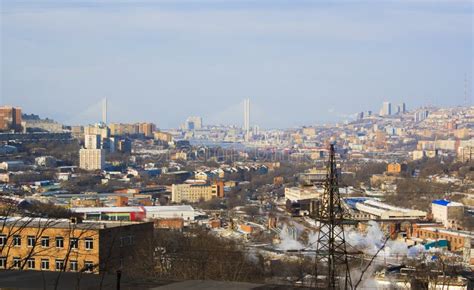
[0,270,295,289]
[1,217,148,230]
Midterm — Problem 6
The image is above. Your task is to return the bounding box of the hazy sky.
[1,0,472,128]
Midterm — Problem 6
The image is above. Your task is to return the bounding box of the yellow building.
[454,128,470,139]
[386,163,406,174]
[458,146,473,162]
[109,123,139,136]
[171,184,218,203]
[0,219,153,275]
[154,131,173,142]
[172,152,187,161]
[138,123,156,137]
[0,106,22,132]
[302,127,316,137]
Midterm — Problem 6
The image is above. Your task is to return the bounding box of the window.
[13,235,21,247]
[27,236,36,247]
[84,261,94,273]
[13,257,21,269]
[41,237,49,247]
[27,258,35,269]
[85,238,93,250]
[70,260,78,271]
[0,235,6,246]
[55,259,64,271]
[41,259,49,270]
[0,257,6,269]
[56,237,64,248]
[70,238,78,249]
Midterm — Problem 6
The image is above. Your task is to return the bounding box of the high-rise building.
[395,103,407,115]
[79,148,105,170]
[380,101,392,116]
[182,117,202,131]
[109,123,140,136]
[84,134,101,149]
[0,106,23,132]
[84,123,110,140]
[138,122,156,137]
[117,138,132,154]
[414,110,429,122]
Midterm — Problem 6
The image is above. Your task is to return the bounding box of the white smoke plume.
[346,221,426,259]
[277,225,304,251]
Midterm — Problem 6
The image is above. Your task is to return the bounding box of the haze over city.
[0,0,474,289]
[1,0,472,128]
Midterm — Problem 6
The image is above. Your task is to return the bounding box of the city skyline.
[1,0,473,128]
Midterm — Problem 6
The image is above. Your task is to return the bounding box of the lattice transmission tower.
[315,143,353,290]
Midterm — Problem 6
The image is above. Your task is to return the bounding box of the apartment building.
[0,106,22,132]
[138,123,156,137]
[154,131,173,143]
[0,218,153,275]
[171,183,219,203]
[79,149,105,171]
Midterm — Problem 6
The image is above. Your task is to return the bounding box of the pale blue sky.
[1,0,472,128]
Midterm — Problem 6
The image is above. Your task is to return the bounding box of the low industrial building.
[345,198,426,220]
[71,207,146,221]
[144,205,195,222]
[71,205,195,223]
[284,187,320,216]
[284,186,320,202]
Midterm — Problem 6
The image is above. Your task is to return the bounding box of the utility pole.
[315,143,352,289]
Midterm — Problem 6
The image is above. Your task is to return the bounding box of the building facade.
[0,219,153,275]
[171,183,218,203]
[0,106,22,132]
[380,102,392,116]
[79,149,105,171]
[432,200,464,229]
[138,123,156,137]
[284,187,320,202]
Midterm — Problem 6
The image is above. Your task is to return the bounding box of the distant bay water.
[189,139,246,150]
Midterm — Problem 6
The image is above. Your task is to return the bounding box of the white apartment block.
[79,149,105,170]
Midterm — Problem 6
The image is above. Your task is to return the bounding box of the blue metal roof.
[432,199,450,206]
[344,198,368,209]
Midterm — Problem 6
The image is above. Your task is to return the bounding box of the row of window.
[0,257,94,272]
[419,231,463,244]
[0,235,94,250]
